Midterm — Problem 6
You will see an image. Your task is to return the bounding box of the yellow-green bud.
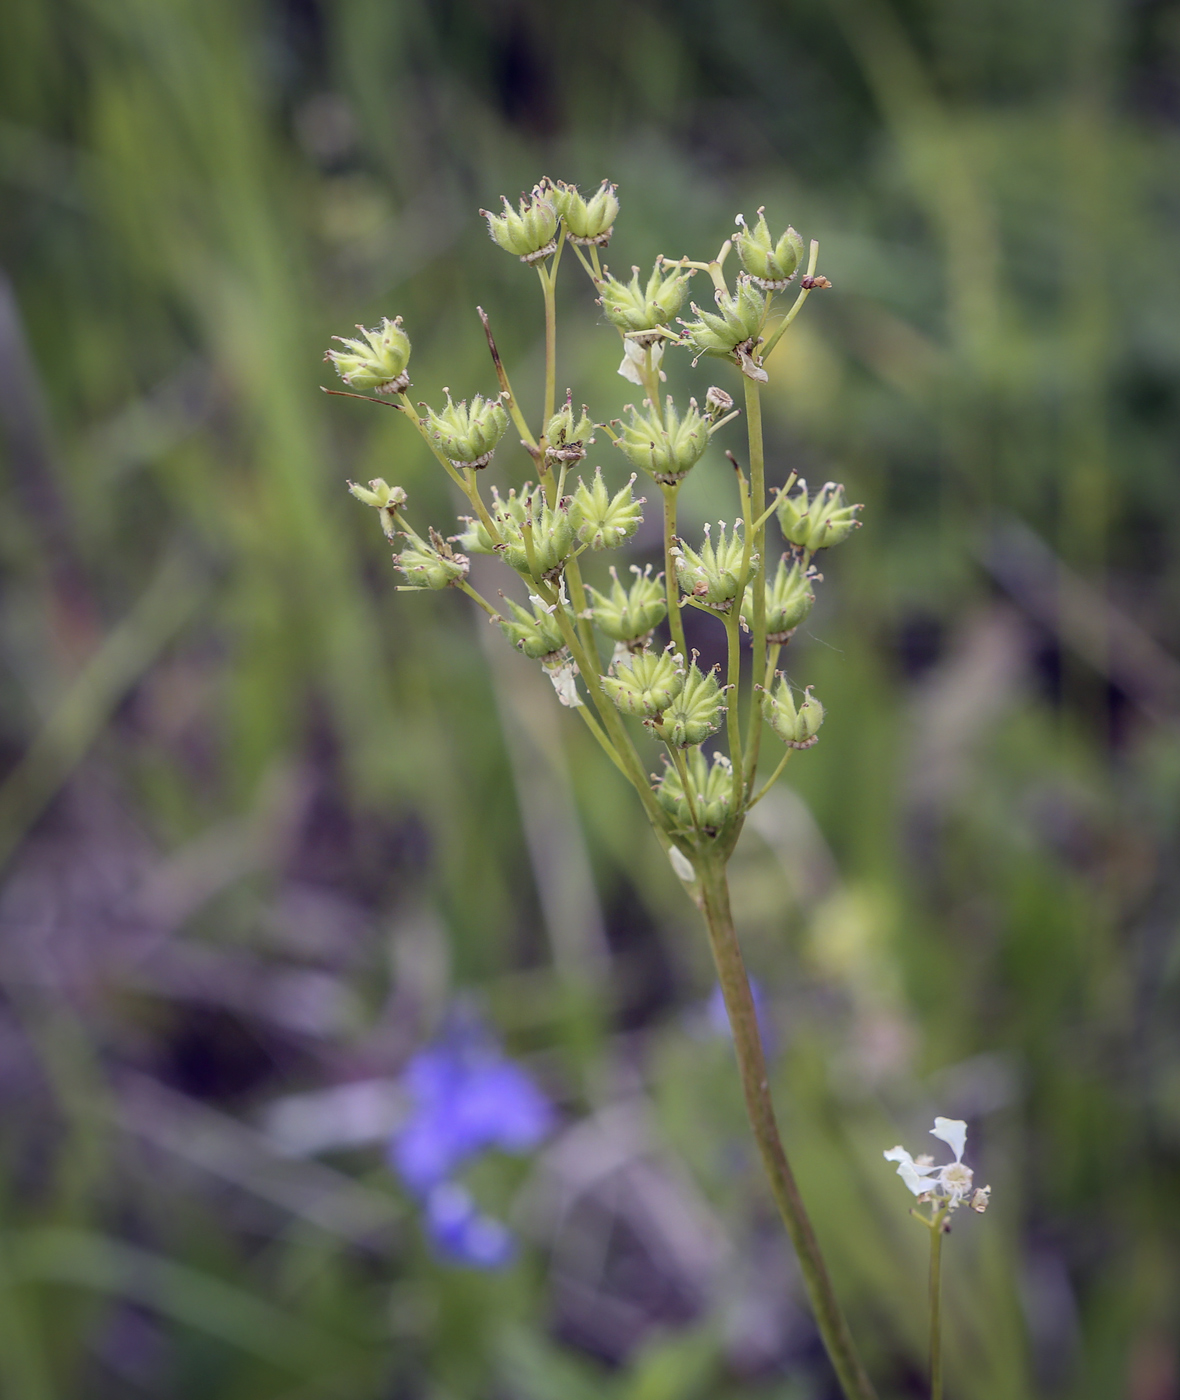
[648,660,726,748]
[422,390,509,468]
[585,565,667,645]
[615,396,710,484]
[600,645,685,718]
[490,484,576,580]
[740,556,816,640]
[568,470,644,550]
[497,596,566,659]
[775,479,862,551]
[545,395,595,464]
[348,478,407,539]
[761,676,824,748]
[598,259,694,334]
[733,209,805,290]
[655,748,733,832]
[551,179,619,245]
[679,277,767,361]
[481,187,558,263]
[396,526,469,591]
[325,317,411,394]
[673,521,757,611]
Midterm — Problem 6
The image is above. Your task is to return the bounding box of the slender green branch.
[724,605,745,812]
[696,854,878,1400]
[761,239,821,362]
[742,378,768,793]
[661,484,688,658]
[457,580,499,618]
[538,263,558,443]
[573,701,630,780]
[538,582,667,832]
[667,744,701,830]
[747,747,793,810]
[563,555,601,667]
[929,1211,947,1400]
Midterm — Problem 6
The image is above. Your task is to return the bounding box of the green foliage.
[1,0,1179,1396]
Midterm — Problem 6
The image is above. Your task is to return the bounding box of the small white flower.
[884,1116,990,1213]
[617,339,666,385]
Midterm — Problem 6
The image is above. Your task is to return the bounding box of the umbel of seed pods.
[325,178,857,835]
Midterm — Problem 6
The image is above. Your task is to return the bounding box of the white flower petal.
[884,1145,934,1196]
[930,1117,967,1162]
[896,1159,933,1196]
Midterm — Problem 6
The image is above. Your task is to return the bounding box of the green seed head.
[598,259,695,334]
[648,660,727,748]
[497,595,567,659]
[325,316,411,394]
[761,676,824,748]
[568,470,644,550]
[775,479,862,551]
[656,748,733,831]
[679,276,767,359]
[396,526,469,591]
[490,484,576,579]
[545,395,595,464]
[481,187,558,263]
[615,397,710,484]
[422,390,510,468]
[741,556,816,640]
[673,520,757,611]
[551,178,619,245]
[600,645,685,718]
[585,564,668,644]
[733,209,805,290]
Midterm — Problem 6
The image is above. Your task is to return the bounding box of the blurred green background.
[2,0,1180,1396]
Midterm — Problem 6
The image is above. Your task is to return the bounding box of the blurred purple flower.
[707,977,774,1050]
[424,1183,515,1269]
[391,1024,552,1194]
[389,1011,552,1270]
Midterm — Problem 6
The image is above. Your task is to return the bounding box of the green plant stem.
[761,239,821,361]
[747,747,793,809]
[724,605,745,811]
[929,1211,946,1400]
[541,587,667,832]
[661,484,688,658]
[667,744,701,829]
[742,377,768,791]
[696,853,877,1400]
[538,263,558,443]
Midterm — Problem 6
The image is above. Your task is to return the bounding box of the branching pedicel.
[325,179,877,1400]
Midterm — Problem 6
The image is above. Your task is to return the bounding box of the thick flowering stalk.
[323,184,873,1399]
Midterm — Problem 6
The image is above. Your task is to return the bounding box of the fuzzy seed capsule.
[550,179,619,245]
[733,209,805,290]
[325,317,411,394]
[482,187,558,263]
[647,660,726,748]
[775,479,862,552]
[585,565,667,645]
[600,646,685,718]
[615,396,710,484]
[422,391,510,468]
[598,259,695,334]
[761,676,824,748]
